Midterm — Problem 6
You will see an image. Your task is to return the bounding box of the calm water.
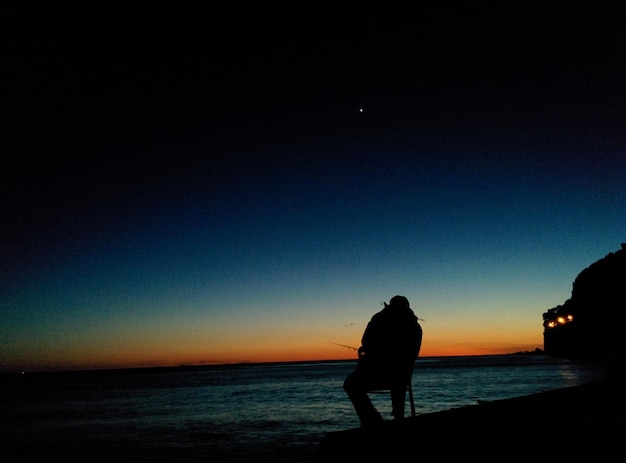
[0,355,606,462]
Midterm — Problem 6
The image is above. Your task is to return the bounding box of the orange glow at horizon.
[5,340,545,373]
[2,315,545,372]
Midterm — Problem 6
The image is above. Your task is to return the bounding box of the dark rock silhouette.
[543,243,626,382]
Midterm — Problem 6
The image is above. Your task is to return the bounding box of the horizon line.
[1,349,546,375]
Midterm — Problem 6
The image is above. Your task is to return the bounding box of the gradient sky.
[2,4,626,371]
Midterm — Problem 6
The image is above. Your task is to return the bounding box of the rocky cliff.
[543,244,626,379]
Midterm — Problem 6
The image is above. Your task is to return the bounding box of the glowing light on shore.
[546,314,574,329]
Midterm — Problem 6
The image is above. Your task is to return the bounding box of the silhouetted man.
[343,295,423,427]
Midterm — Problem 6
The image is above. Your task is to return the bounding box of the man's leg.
[343,371,383,426]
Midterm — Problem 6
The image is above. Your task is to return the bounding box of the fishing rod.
[329,342,359,352]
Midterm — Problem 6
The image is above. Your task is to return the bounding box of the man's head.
[389,295,410,309]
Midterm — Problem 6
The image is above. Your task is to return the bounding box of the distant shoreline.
[3,350,565,376]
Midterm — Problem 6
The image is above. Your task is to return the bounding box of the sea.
[0,354,606,462]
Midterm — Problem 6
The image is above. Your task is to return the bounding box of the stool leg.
[408,382,416,416]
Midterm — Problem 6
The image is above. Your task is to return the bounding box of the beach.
[315,379,625,461]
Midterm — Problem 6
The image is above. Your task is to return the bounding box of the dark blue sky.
[2,3,626,370]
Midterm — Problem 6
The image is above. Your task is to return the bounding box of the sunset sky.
[2,3,625,372]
